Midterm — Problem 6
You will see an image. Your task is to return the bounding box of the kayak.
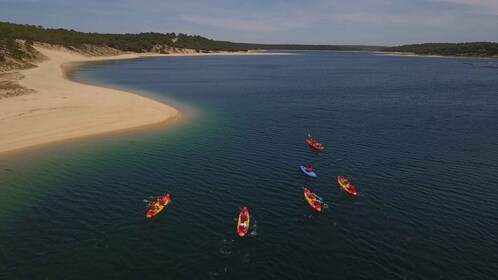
[237,207,250,237]
[146,194,171,218]
[337,176,357,196]
[306,139,325,151]
[300,165,317,177]
[303,188,322,212]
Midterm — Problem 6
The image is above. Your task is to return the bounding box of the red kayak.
[303,188,322,212]
[306,139,325,151]
[237,207,250,237]
[146,194,171,218]
[337,176,357,196]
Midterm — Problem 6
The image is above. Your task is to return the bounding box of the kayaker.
[306,165,313,173]
[240,214,248,222]
[314,200,321,207]
[239,223,247,231]
[348,184,356,193]
[158,196,167,205]
[308,192,316,200]
[148,202,156,211]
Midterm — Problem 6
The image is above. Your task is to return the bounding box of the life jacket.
[306,167,313,172]
[241,214,248,222]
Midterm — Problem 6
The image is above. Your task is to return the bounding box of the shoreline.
[0,47,180,156]
[372,51,498,59]
[0,46,289,156]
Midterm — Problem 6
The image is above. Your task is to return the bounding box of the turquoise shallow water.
[1,52,497,279]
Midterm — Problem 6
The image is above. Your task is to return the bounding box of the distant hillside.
[239,44,382,51]
[382,42,498,57]
[0,21,249,53]
[0,21,377,58]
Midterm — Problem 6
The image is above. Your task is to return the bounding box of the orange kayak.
[303,188,322,212]
[146,194,171,218]
[237,207,250,237]
[337,176,357,196]
[306,139,325,151]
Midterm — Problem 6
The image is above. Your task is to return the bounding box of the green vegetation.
[3,21,497,60]
[0,21,250,52]
[0,37,29,60]
[0,21,375,53]
[382,42,498,57]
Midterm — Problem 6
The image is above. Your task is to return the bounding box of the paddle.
[144,194,165,203]
[307,133,314,142]
[143,197,161,205]
[143,197,160,202]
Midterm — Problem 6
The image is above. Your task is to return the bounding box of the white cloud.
[335,11,457,28]
[180,14,311,33]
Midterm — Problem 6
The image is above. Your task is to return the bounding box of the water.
[1,52,497,279]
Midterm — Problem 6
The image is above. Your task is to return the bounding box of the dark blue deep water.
[1,52,497,279]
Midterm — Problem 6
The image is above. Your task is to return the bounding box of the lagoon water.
[1,52,497,279]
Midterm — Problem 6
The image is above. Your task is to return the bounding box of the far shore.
[0,46,285,156]
[372,51,498,59]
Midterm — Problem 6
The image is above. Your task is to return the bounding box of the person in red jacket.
[306,165,313,173]
[239,223,247,231]
[308,192,317,200]
[240,214,248,222]
[148,202,156,211]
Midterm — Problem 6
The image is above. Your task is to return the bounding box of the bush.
[11,48,25,59]
[25,39,34,50]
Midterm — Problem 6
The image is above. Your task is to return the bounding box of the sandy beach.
[0,46,287,156]
[0,46,180,155]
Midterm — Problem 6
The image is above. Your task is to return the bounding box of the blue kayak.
[300,166,317,177]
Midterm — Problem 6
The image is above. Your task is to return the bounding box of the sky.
[1,0,498,46]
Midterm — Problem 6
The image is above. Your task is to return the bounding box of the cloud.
[1,0,497,45]
[432,0,498,16]
[334,11,457,28]
[0,0,39,2]
[180,14,311,33]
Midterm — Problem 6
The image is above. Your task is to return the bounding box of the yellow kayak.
[146,194,171,218]
[237,207,250,237]
[337,176,357,196]
[304,188,322,212]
